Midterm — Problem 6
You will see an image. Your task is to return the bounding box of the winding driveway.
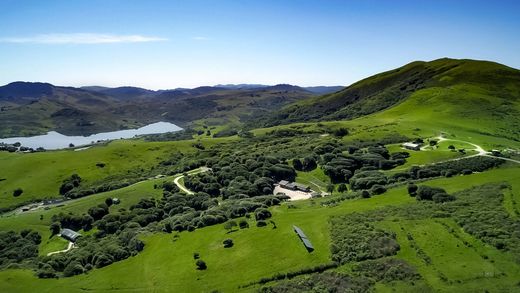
[435,136,520,164]
[173,167,211,194]
[47,241,75,256]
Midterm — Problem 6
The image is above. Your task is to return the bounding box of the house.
[60,228,82,242]
[293,225,314,252]
[279,180,311,192]
[402,142,421,151]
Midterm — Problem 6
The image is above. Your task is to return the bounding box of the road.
[436,136,520,164]
[1,167,211,218]
[173,167,211,194]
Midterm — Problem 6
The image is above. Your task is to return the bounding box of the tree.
[239,220,249,229]
[69,143,75,148]
[50,222,61,236]
[429,140,438,147]
[196,260,207,270]
[254,209,272,221]
[193,252,200,259]
[223,239,234,248]
[63,261,84,277]
[361,190,371,198]
[333,127,349,137]
[292,158,303,171]
[416,185,447,201]
[370,184,386,195]
[224,220,237,232]
[12,188,23,197]
[326,184,335,193]
[302,157,317,171]
[448,145,455,150]
[337,183,348,193]
[256,220,267,227]
[105,197,114,207]
[407,183,418,197]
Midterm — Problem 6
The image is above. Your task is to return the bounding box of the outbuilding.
[293,225,314,252]
[279,180,311,192]
[60,228,82,242]
[402,142,421,151]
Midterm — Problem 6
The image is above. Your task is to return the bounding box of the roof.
[279,180,290,186]
[293,225,314,252]
[60,228,82,242]
[402,142,420,148]
[293,225,308,238]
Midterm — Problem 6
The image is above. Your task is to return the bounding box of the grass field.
[1,163,519,292]
[0,137,233,209]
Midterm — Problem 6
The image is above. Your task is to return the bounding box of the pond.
[0,122,182,150]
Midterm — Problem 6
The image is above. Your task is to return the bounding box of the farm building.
[60,228,82,242]
[293,225,314,252]
[402,142,421,151]
[279,180,311,192]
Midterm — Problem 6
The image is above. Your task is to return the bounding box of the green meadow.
[0,161,519,292]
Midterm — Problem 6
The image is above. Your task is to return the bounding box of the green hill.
[258,59,520,137]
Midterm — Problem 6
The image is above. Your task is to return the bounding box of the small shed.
[60,228,82,242]
[293,225,314,252]
[402,142,421,151]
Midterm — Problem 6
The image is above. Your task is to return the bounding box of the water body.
[0,122,182,150]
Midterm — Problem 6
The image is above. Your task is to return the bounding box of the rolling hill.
[2,58,520,292]
[0,83,318,137]
[257,58,520,141]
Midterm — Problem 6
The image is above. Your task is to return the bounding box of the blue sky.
[0,0,519,89]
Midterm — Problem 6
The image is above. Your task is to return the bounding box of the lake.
[0,122,182,150]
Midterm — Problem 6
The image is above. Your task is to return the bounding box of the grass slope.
[258,58,520,134]
[0,137,231,210]
[1,164,519,292]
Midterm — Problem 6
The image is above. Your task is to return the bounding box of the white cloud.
[0,33,167,44]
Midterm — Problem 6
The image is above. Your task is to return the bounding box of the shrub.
[370,185,387,195]
[255,208,272,221]
[407,183,418,196]
[239,220,249,229]
[223,239,234,248]
[12,188,23,197]
[432,193,456,203]
[256,220,267,227]
[337,183,348,193]
[416,185,448,201]
[196,260,207,270]
[224,220,238,231]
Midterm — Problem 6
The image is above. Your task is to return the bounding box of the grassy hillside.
[1,58,520,292]
[257,58,520,133]
[0,163,519,292]
[0,137,233,210]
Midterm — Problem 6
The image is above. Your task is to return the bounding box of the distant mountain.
[303,86,344,95]
[82,86,156,99]
[0,82,315,137]
[215,84,269,90]
[0,82,54,102]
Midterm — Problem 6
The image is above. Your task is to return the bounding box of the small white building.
[402,142,421,151]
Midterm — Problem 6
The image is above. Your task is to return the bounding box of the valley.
[1,58,520,292]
